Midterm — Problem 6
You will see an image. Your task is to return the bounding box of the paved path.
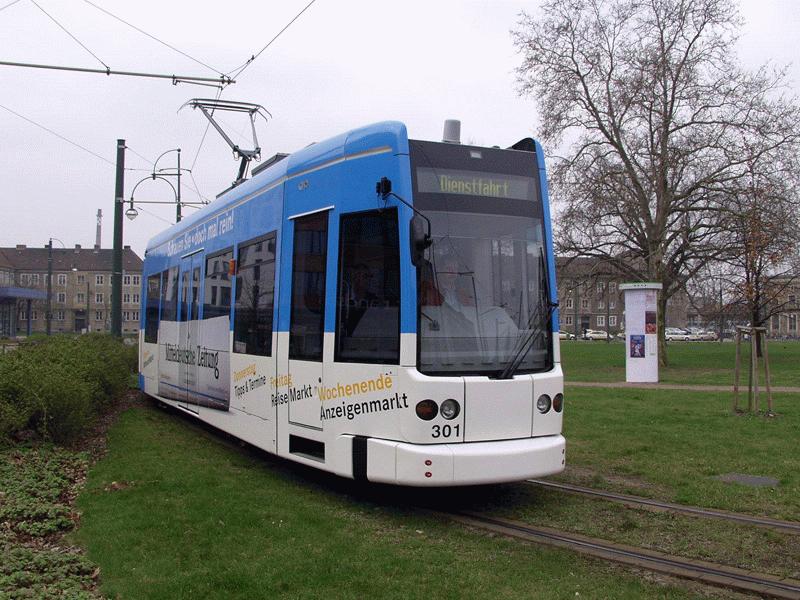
[566,381,800,393]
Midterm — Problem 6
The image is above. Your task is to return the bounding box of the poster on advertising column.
[619,283,662,383]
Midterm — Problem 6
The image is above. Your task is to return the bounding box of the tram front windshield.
[410,140,552,376]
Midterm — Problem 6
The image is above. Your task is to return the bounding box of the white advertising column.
[619,283,663,383]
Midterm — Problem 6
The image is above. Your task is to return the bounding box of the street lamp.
[125,148,204,224]
[46,237,66,336]
[126,171,205,224]
[111,143,205,338]
[154,149,185,223]
[125,201,138,220]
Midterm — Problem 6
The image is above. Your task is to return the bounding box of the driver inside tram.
[421,251,519,360]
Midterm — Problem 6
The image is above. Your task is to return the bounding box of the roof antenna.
[180,98,271,187]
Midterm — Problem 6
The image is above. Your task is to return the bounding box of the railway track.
[450,511,800,599]
[527,479,800,535]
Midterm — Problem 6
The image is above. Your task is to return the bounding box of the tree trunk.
[752,308,763,358]
[658,293,669,367]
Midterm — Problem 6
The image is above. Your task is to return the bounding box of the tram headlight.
[536,394,552,414]
[416,399,438,421]
[440,399,460,420]
[553,393,564,413]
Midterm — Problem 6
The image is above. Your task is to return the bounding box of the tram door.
[178,253,202,413]
[285,209,329,430]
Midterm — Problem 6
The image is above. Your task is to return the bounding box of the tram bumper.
[365,435,566,486]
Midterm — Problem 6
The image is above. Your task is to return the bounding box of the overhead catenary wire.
[1,102,174,173]
[125,144,211,205]
[81,0,225,78]
[0,0,22,13]
[0,101,116,166]
[0,101,183,232]
[0,60,233,86]
[124,145,155,169]
[2,101,210,228]
[189,86,224,172]
[136,205,173,225]
[30,0,109,71]
[124,143,212,207]
[229,0,318,80]
[188,172,211,204]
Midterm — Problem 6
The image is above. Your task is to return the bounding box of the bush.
[0,335,137,445]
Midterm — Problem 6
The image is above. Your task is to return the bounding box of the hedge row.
[0,335,137,445]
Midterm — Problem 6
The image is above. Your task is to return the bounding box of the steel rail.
[527,479,800,535]
[451,511,800,599]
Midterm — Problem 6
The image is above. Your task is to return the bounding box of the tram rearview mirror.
[376,177,392,196]
[410,215,431,267]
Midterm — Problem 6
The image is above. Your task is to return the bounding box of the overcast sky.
[1,0,797,256]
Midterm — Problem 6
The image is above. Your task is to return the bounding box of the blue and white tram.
[138,121,565,486]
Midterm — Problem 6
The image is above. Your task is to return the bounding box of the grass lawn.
[68,343,799,598]
[457,386,800,580]
[555,387,800,520]
[560,339,800,387]
[73,404,704,600]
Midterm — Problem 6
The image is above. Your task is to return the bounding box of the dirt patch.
[70,390,145,460]
[556,465,671,498]
[103,480,133,493]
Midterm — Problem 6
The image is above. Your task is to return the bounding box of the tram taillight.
[416,400,438,421]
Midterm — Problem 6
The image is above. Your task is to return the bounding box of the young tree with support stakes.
[718,144,800,354]
[513,0,800,365]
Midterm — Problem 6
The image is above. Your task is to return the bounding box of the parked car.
[582,329,610,340]
[665,327,693,341]
[558,330,576,340]
[698,329,718,341]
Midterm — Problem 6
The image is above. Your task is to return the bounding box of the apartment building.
[0,244,143,337]
[768,276,800,338]
[556,257,689,336]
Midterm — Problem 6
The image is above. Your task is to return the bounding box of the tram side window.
[234,233,276,356]
[335,209,400,363]
[160,267,179,322]
[144,273,161,343]
[203,249,233,320]
[289,212,328,361]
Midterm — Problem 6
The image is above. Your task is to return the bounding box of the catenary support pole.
[111,139,125,337]
[46,239,52,335]
[176,148,182,223]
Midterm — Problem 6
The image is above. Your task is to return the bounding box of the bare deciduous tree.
[716,144,800,351]
[513,0,800,364]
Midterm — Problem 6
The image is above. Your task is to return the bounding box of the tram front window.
[409,139,554,376]
[418,212,551,375]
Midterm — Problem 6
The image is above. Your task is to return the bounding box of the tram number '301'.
[431,424,460,439]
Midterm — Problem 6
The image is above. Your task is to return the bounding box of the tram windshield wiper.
[495,249,556,380]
